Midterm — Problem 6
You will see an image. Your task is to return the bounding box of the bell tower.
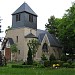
[12,2,37,29]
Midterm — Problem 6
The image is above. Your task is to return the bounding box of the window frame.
[16,13,20,21]
[16,36,18,43]
[29,14,33,22]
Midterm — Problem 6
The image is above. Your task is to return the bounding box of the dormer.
[12,2,37,29]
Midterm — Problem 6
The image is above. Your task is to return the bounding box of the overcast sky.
[0,0,75,37]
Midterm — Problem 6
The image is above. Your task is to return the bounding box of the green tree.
[45,15,61,37]
[45,2,75,59]
[27,39,40,60]
[27,47,33,65]
[10,44,18,61]
[58,2,75,57]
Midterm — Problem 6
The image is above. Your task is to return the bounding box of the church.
[1,2,62,61]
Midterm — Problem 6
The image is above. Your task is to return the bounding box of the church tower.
[3,2,38,61]
[12,2,37,29]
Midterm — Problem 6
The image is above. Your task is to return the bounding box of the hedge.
[12,65,33,68]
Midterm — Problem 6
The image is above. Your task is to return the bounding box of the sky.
[0,0,75,38]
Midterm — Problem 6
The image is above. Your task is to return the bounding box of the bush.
[71,62,75,68]
[51,60,64,67]
[49,53,56,62]
[60,54,67,62]
[33,61,39,66]
[36,64,45,68]
[22,62,26,65]
[63,63,70,68]
[12,65,33,68]
[41,54,48,61]
[44,60,50,67]
[67,59,72,65]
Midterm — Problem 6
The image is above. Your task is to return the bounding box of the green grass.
[0,66,75,75]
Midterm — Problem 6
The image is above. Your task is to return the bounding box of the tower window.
[29,14,33,22]
[16,14,20,21]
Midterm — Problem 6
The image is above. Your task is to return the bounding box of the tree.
[27,39,40,60]
[45,15,61,37]
[58,2,75,57]
[45,2,75,59]
[10,44,18,61]
[27,47,33,65]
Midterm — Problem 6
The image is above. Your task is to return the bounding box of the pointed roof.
[12,2,37,16]
[25,33,37,38]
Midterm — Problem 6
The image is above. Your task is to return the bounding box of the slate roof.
[25,33,37,38]
[37,29,61,47]
[12,2,37,16]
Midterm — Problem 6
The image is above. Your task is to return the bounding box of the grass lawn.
[0,66,75,75]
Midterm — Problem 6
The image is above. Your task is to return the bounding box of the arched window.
[42,43,48,52]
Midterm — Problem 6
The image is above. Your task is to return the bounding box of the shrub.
[44,60,50,67]
[41,54,47,61]
[71,62,75,68]
[49,53,56,62]
[67,59,72,65]
[33,61,39,66]
[22,62,26,65]
[60,54,67,62]
[12,65,33,68]
[63,63,70,68]
[36,64,45,68]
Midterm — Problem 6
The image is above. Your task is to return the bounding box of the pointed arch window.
[42,43,48,52]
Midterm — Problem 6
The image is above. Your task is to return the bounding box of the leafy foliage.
[10,44,18,61]
[45,2,75,59]
[41,54,47,61]
[49,53,56,62]
[60,54,67,62]
[10,44,18,53]
[45,15,61,37]
[27,39,40,59]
